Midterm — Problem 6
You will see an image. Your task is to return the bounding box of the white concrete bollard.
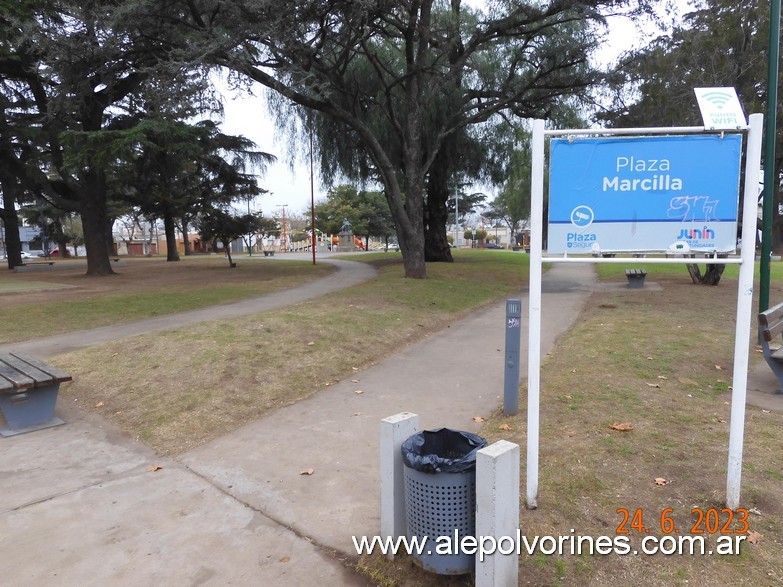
[380,412,420,558]
[475,440,520,587]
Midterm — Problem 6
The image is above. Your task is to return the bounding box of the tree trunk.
[686,255,728,285]
[181,216,192,255]
[0,177,23,269]
[223,238,235,267]
[81,170,115,276]
[163,209,180,262]
[424,148,454,263]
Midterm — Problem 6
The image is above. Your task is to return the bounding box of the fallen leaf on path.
[95,401,105,408]
[746,530,763,544]
[715,364,723,371]
[351,379,360,383]
[279,556,290,563]
[646,383,660,388]
[300,468,314,476]
[306,341,315,346]
[610,422,634,431]
[654,477,669,486]
[473,416,486,423]
[147,465,163,472]
[352,367,359,371]
[657,375,668,380]
[647,356,654,360]
[498,424,511,431]
[352,412,361,417]
[354,389,364,395]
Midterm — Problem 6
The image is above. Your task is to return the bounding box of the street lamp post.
[310,127,316,265]
[760,0,781,312]
[455,190,460,248]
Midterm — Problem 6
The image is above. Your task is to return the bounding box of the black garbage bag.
[401,428,488,474]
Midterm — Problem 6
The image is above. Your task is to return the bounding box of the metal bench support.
[0,353,71,437]
[625,269,647,289]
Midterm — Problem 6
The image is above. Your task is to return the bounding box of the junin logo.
[701,91,732,110]
[677,226,715,240]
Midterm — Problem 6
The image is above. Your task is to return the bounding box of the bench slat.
[0,361,35,391]
[758,302,783,327]
[0,375,14,392]
[8,353,72,384]
[1,354,59,386]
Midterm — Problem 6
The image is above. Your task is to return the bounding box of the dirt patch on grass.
[0,256,328,308]
[0,256,334,342]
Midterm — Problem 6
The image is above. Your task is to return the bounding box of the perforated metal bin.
[400,428,486,575]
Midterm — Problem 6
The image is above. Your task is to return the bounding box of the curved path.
[0,257,377,359]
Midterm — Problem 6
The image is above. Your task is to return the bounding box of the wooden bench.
[758,302,783,394]
[625,269,647,288]
[0,353,72,436]
[19,261,55,266]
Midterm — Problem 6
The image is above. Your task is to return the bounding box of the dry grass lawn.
[0,255,334,342]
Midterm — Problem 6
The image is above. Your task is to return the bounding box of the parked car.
[485,242,502,249]
[48,249,71,257]
[23,249,47,258]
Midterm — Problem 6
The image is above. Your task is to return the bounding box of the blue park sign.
[548,134,743,254]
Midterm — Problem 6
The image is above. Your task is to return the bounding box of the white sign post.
[527,114,763,510]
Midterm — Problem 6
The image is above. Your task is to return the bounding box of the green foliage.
[599,0,769,128]
[198,208,271,264]
[486,132,533,245]
[314,184,395,240]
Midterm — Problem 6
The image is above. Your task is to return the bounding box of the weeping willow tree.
[168,0,650,277]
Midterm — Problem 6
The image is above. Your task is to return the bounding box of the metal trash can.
[401,428,487,575]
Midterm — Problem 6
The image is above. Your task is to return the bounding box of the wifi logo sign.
[702,91,733,110]
[694,87,745,128]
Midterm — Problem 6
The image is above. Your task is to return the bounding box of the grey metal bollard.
[504,299,522,415]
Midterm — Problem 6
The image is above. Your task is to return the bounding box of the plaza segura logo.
[570,205,594,228]
[567,206,596,248]
[566,232,597,249]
